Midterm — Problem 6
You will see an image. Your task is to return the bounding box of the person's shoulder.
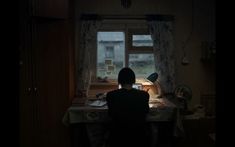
[106,89,120,96]
[106,89,121,101]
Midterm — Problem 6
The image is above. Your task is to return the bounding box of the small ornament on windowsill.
[181,56,189,66]
[97,76,109,83]
[121,0,132,9]
[181,41,190,66]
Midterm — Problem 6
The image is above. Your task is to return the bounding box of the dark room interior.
[19,0,215,147]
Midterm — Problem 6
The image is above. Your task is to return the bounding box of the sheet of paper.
[88,100,107,107]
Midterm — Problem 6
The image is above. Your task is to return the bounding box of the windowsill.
[91,82,118,86]
[88,80,158,99]
[91,78,153,86]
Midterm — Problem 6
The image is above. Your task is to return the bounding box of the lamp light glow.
[146,72,163,98]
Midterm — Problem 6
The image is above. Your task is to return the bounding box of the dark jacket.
[106,88,150,147]
[106,88,149,122]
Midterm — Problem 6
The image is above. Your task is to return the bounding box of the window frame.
[95,21,154,82]
[127,28,154,54]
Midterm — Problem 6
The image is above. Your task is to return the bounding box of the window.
[132,35,153,47]
[129,54,155,78]
[127,29,155,79]
[96,26,155,80]
[97,32,125,79]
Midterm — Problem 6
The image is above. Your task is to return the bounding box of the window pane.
[132,35,153,47]
[129,54,155,78]
[97,32,125,79]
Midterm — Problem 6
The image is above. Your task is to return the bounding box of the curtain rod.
[80,14,174,21]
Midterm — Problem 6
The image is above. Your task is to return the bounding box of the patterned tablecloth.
[63,98,176,124]
[62,98,184,147]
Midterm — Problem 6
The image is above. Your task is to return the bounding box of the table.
[63,97,183,147]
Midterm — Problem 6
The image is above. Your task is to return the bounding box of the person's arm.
[106,92,113,116]
[144,92,150,113]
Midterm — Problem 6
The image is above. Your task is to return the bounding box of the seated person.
[106,67,150,147]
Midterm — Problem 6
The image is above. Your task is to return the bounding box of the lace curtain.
[77,20,101,94]
[148,20,176,94]
[76,19,175,95]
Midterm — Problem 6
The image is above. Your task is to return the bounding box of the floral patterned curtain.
[77,20,101,94]
[148,20,175,94]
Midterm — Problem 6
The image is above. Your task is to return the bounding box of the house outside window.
[105,46,114,58]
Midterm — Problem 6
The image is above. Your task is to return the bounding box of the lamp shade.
[147,72,158,83]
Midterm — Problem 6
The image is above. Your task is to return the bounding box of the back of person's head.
[118,67,135,85]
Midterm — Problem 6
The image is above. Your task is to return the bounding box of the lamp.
[147,72,163,98]
[147,72,158,83]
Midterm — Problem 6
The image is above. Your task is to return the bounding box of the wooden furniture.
[175,118,215,147]
[27,0,69,18]
[200,94,215,117]
[19,0,74,147]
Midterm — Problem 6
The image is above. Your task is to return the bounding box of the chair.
[106,122,150,147]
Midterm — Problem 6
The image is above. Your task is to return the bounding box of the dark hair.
[118,67,135,85]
